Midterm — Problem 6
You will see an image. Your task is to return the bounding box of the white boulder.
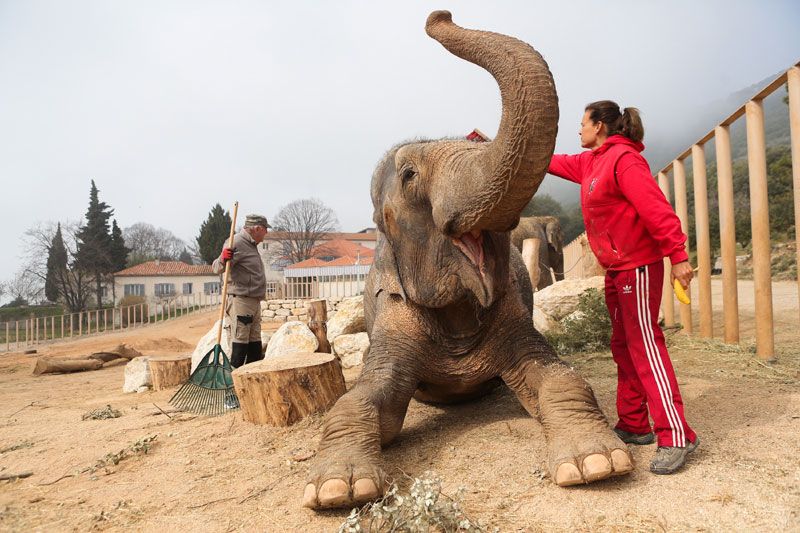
[532,308,557,333]
[191,319,232,372]
[332,332,370,368]
[534,276,604,321]
[123,356,152,393]
[265,321,318,358]
[326,296,365,342]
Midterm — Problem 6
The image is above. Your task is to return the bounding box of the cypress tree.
[109,220,129,271]
[44,223,68,303]
[196,204,231,264]
[76,180,114,308]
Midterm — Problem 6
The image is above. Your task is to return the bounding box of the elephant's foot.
[549,428,633,486]
[302,453,386,509]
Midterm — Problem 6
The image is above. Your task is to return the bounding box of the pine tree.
[44,223,68,302]
[196,204,231,264]
[76,180,114,308]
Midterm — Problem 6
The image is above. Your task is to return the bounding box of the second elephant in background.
[510,216,564,290]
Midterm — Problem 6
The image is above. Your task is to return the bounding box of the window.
[154,283,175,297]
[204,282,221,294]
[124,284,145,296]
[183,282,193,294]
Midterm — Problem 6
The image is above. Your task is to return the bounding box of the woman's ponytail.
[620,107,644,143]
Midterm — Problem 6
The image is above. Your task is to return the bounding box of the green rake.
[170,201,240,416]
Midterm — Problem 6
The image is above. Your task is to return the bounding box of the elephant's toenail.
[554,462,583,486]
[582,454,613,481]
[610,449,633,474]
[302,483,318,508]
[353,478,380,501]
[318,479,351,507]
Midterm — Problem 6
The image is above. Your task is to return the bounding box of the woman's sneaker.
[613,428,655,445]
[649,437,700,474]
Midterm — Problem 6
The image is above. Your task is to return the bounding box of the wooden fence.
[561,60,800,361]
[0,293,221,353]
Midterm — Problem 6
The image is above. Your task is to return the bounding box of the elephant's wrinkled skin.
[511,216,565,290]
[303,11,632,510]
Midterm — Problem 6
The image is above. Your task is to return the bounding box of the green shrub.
[544,288,611,355]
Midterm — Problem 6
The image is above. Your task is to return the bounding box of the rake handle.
[216,201,239,346]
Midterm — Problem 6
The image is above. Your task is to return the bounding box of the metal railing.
[278,275,367,300]
[0,292,221,353]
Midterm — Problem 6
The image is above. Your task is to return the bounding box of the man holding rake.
[212,213,271,368]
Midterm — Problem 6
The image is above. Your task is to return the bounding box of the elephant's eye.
[401,167,416,184]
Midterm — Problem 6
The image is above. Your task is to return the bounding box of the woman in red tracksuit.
[548,100,699,475]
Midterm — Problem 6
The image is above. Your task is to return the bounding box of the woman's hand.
[671,261,693,290]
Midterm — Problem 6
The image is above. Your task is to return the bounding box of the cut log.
[307,299,331,353]
[33,358,103,375]
[89,352,123,363]
[148,354,192,391]
[101,358,128,369]
[232,352,345,426]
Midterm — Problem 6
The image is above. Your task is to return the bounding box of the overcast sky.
[1,0,799,287]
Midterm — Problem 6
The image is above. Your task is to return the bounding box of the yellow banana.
[673,279,691,305]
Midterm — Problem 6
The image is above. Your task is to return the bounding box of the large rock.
[534,277,604,321]
[265,321,318,358]
[532,308,557,333]
[123,356,153,393]
[326,296,365,342]
[191,319,232,372]
[332,332,370,368]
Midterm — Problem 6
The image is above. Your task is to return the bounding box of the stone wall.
[259,297,348,324]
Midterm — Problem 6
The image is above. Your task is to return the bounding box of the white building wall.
[114,274,221,304]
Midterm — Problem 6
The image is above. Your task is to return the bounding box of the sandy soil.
[0,283,799,532]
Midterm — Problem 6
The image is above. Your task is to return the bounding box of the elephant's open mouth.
[452,230,486,279]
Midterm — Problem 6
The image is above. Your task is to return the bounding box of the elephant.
[510,216,565,290]
[302,11,632,510]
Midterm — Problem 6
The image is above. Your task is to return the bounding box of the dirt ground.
[1,281,799,532]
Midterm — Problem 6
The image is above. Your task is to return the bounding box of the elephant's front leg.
[303,353,418,509]
[502,354,633,486]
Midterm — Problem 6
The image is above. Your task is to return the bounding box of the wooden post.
[658,172,675,327]
[60,315,64,339]
[96,310,100,332]
[715,124,740,343]
[308,299,331,353]
[15,321,19,350]
[746,99,775,360]
[788,66,800,324]
[691,144,713,338]
[127,306,131,329]
[673,159,693,333]
[5,323,9,351]
[78,312,82,337]
[104,308,107,332]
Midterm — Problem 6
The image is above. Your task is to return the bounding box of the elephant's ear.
[372,234,407,302]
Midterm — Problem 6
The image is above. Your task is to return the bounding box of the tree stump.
[307,299,331,353]
[148,355,192,390]
[232,352,345,426]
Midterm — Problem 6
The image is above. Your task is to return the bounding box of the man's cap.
[244,214,272,229]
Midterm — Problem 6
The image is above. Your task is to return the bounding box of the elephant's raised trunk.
[426,11,558,234]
